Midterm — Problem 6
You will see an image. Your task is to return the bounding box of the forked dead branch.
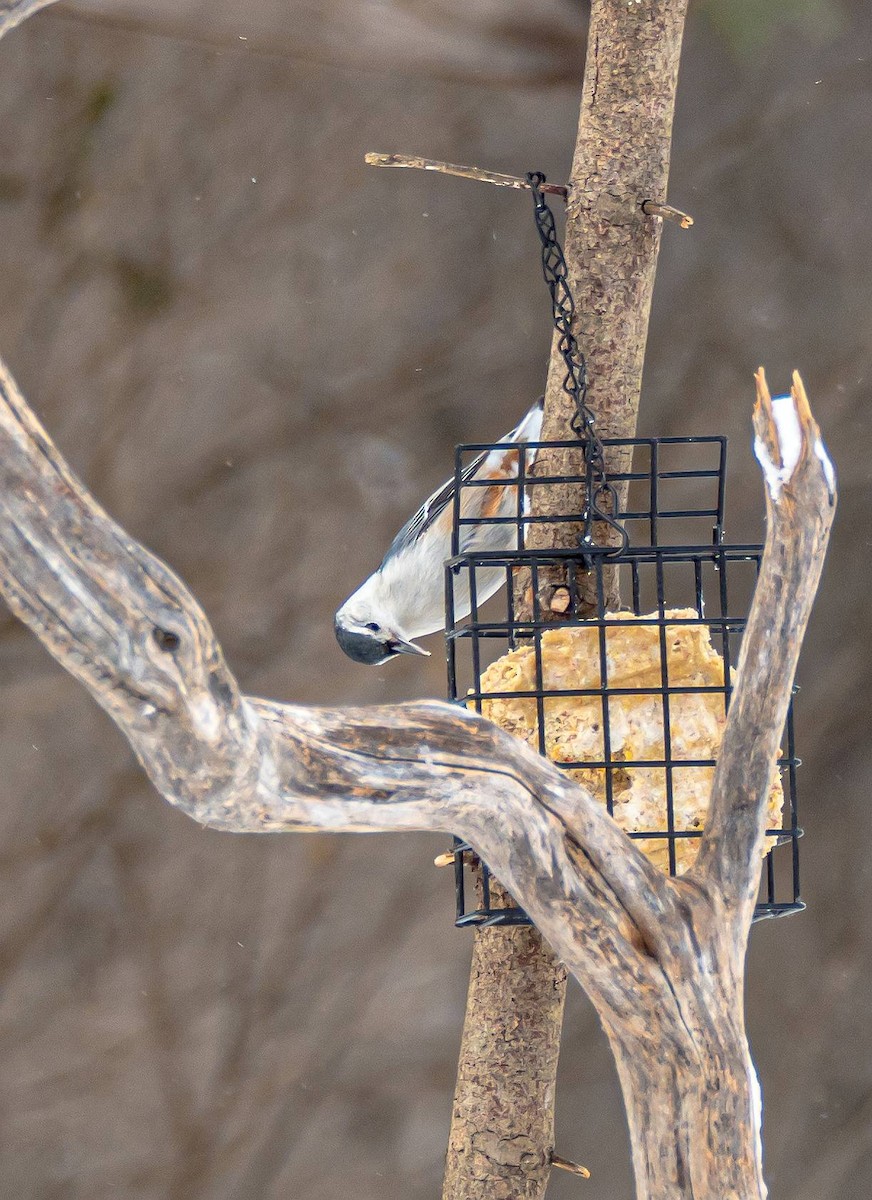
[0,2,837,1198]
[0,286,837,1200]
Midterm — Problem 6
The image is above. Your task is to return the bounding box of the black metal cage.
[444,436,802,926]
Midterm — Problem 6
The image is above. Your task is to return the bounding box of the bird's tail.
[501,394,544,446]
[475,396,544,481]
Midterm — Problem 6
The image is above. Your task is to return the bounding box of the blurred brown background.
[0,1,869,1197]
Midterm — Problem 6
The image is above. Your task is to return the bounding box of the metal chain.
[526,171,628,557]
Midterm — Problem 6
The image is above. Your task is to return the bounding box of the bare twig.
[551,1153,591,1179]
[364,152,568,198]
[641,199,694,229]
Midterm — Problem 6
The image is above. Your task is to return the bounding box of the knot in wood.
[152,627,181,653]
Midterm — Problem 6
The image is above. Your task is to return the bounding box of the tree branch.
[692,369,837,936]
[0,354,682,1012]
[445,5,694,1190]
[527,0,691,611]
[0,4,839,1196]
[0,0,57,37]
[0,351,836,1199]
[364,152,568,197]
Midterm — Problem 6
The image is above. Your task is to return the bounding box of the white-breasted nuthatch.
[335,396,544,665]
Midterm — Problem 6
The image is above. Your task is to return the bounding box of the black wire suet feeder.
[442,174,802,927]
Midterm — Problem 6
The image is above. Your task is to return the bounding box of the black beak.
[390,636,430,657]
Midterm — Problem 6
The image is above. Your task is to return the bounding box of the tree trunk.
[442,880,566,1200]
[541,0,690,452]
[605,965,766,1200]
[443,3,690,1196]
[530,0,690,611]
[562,861,774,1200]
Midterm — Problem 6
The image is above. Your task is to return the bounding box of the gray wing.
[382,450,487,566]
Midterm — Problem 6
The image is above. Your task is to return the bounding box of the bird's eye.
[365,622,380,632]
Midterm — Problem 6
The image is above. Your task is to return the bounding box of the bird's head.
[334,605,430,666]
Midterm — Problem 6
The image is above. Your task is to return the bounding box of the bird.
[335,396,544,665]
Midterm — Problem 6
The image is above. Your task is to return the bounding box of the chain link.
[526,171,628,557]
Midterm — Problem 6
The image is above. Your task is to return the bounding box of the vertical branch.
[692,370,836,933]
[528,0,691,612]
[443,3,691,1197]
[441,885,566,1200]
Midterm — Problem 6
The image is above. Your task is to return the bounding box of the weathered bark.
[605,976,766,1200]
[695,372,837,937]
[552,0,690,447]
[444,6,691,1194]
[609,370,835,1200]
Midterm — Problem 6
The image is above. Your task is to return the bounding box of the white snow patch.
[753,394,803,501]
[753,435,782,500]
[746,1049,767,1198]
[771,394,803,477]
[814,438,837,494]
